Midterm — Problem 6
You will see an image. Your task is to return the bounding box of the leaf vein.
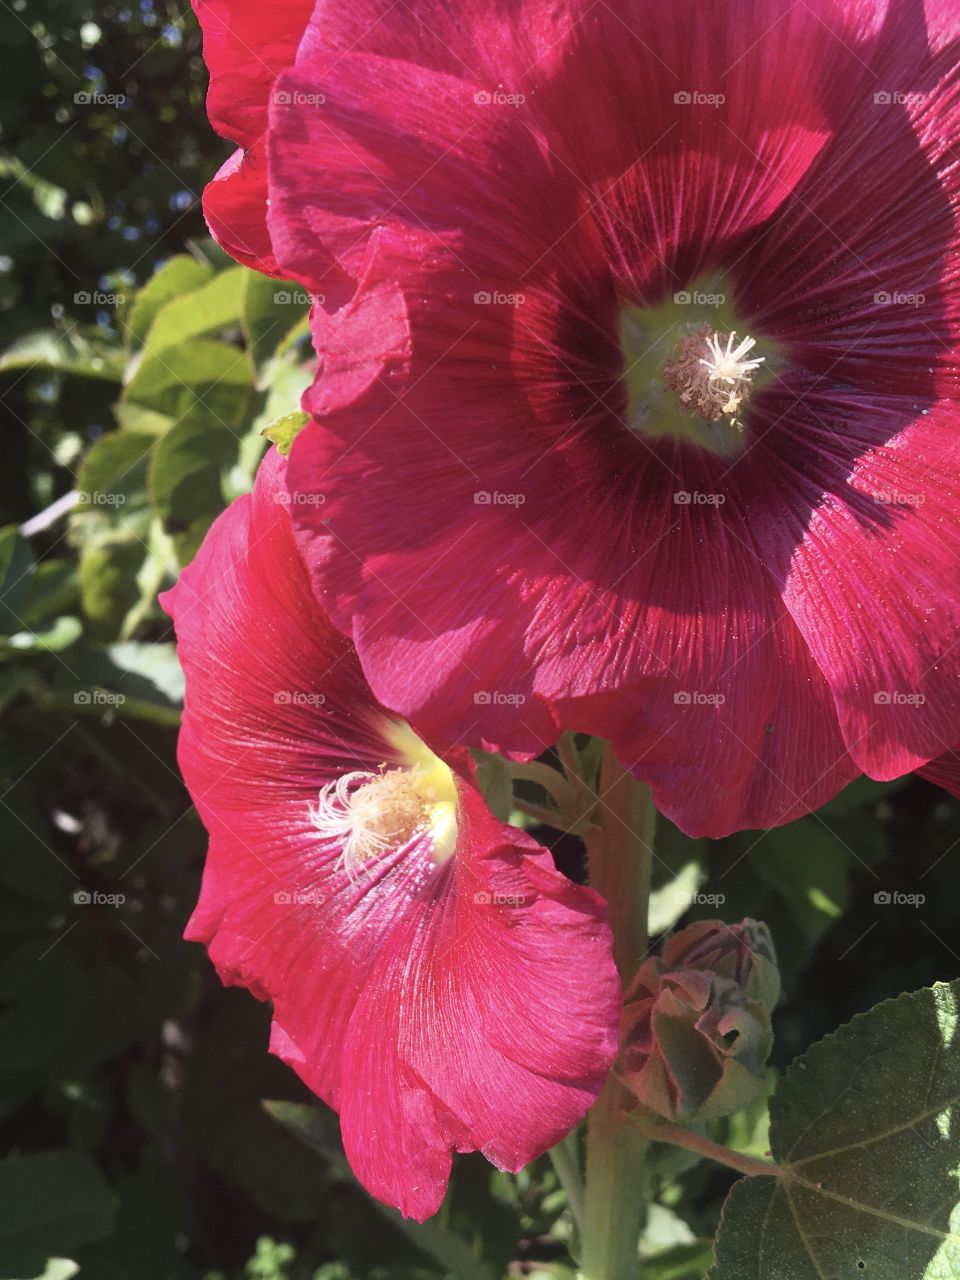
[787,1089,960,1168]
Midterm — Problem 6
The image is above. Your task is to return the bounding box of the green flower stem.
[634,1115,782,1180]
[549,1132,586,1232]
[579,745,657,1280]
[512,797,569,829]
[556,731,597,820]
[504,759,577,811]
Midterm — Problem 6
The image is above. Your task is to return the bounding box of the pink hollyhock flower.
[160,449,619,1220]
[190,0,312,277]
[193,0,960,836]
[918,748,960,797]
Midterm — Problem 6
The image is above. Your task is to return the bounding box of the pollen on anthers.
[663,324,765,428]
[310,764,456,880]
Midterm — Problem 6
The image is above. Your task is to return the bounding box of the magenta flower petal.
[191,0,313,274]
[745,400,960,779]
[193,0,960,833]
[918,747,960,797]
[262,0,872,295]
[269,48,859,832]
[201,145,281,276]
[288,411,858,835]
[192,0,312,148]
[261,0,960,829]
[161,450,619,1219]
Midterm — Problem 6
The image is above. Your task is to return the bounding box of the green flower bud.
[617,919,780,1124]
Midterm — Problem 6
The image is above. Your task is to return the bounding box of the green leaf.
[265,1102,495,1280]
[22,561,80,629]
[0,156,67,222]
[112,402,178,436]
[39,641,183,724]
[641,1204,697,1254]
[140,267,246,358]
[714,1070,775,1161]
[124,255,214,349]
[0,329,124,381]
[260,410,309,457]
[74,1152,192,1280]
[149,418,238,565]
[74,431,155,514]
[0,667,36,713]
[0,525,35,633]
[217,1110,337,1223]
[0,939,87,1079]
[644,1244,713,1280]
[234,352,314,493]
[125,1065,172,1139]
[261,1101,342,1163]
[470,749,514,822]
[241,273,312,382]
[372,1202,498,1280]
[0,792,74,905]
[0,1150,114,1277]
[648,860,705,936]
[79,540,146,639]
[33,1260,79,1280]
[105,642,184,709]
[822,775,897,820]
[123,339,253,431]
[750,819,850,946]
[72,434,155,637]
[647,820,710,935]
[708,980,960,1280]
[2,615,82,653]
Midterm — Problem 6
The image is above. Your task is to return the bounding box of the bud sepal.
[617,919,780,1124]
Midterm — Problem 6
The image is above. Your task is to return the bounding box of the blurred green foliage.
[1,3,959,1279]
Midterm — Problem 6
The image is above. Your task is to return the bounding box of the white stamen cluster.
[310,766,436,879]
[663,325,764,426]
